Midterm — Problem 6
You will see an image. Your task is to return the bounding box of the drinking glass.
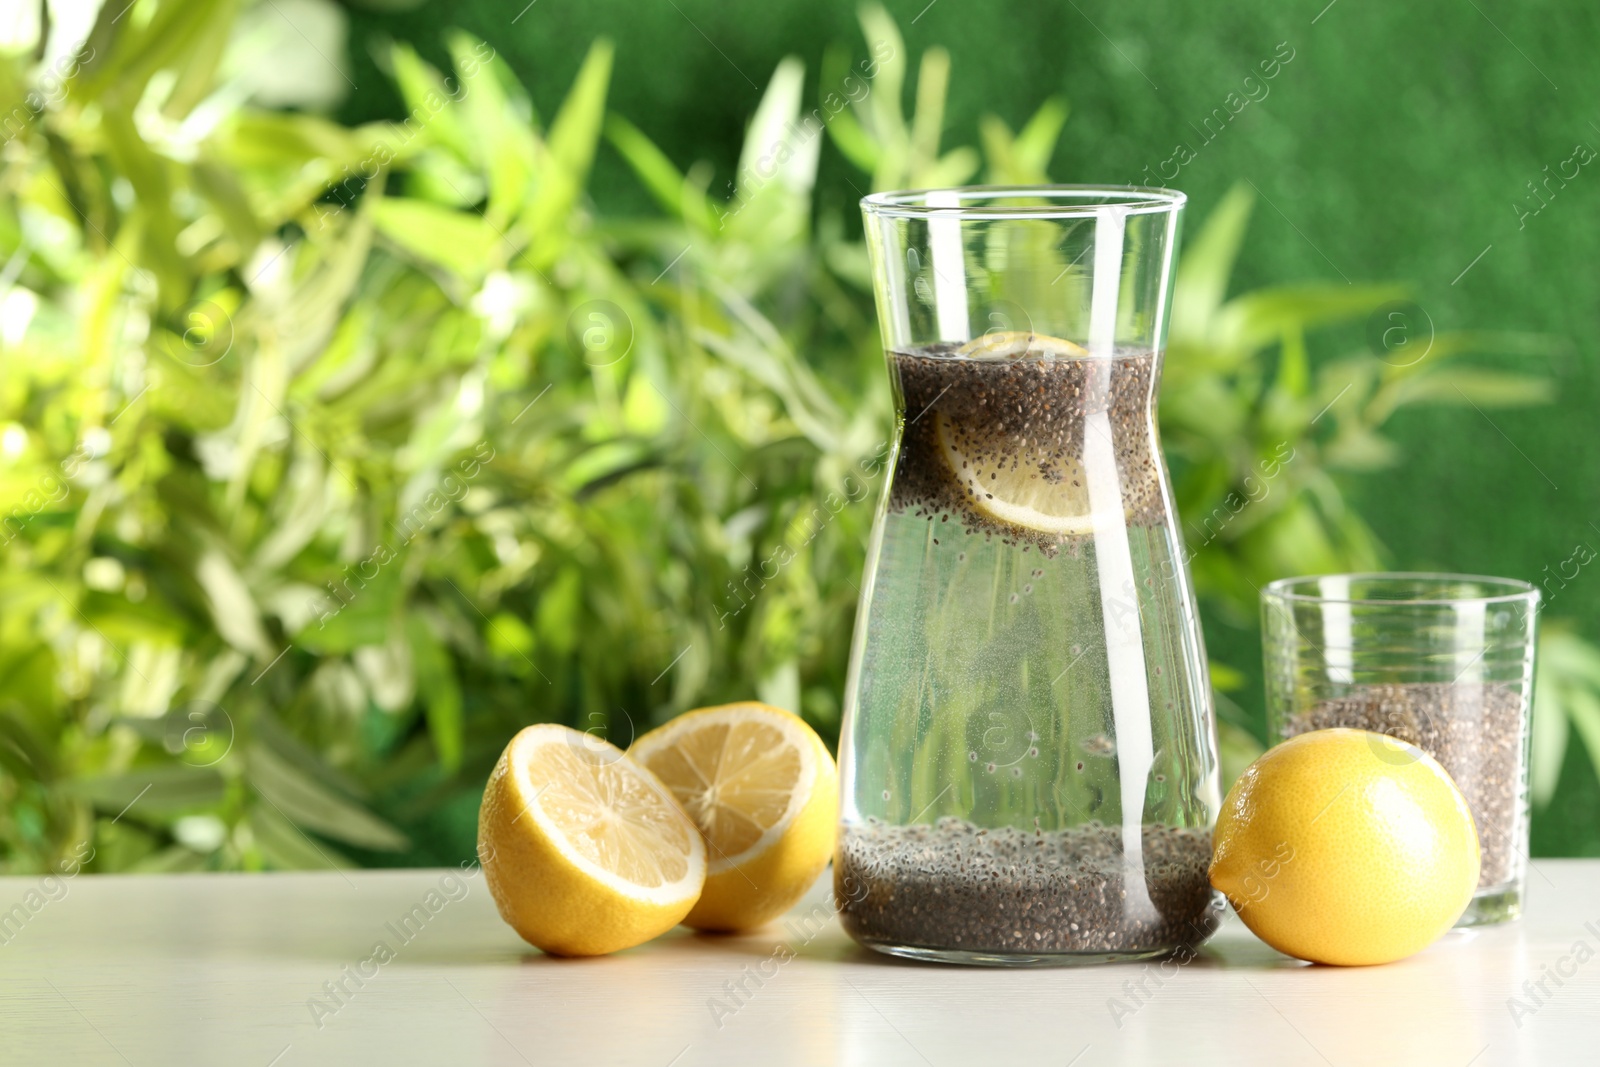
[1262,573,1540,926]
[836,187,1222,965]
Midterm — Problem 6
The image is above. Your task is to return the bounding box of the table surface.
[2,860,1596,1066]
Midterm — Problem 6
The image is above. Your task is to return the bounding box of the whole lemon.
[1209,728,1480,966]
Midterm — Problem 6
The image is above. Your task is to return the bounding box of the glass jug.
[836,187,1221,965]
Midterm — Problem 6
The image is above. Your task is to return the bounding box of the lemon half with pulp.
[631,702,838,932]
[478,724,706,956]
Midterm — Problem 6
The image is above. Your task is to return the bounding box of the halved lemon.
[630,702,838,932]
[936,411,1100,535]
[958,329,1089,360]
[477,724,705,956]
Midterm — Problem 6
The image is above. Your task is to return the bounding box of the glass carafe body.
[836,187,1221,965]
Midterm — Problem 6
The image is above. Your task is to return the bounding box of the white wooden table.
[2,860,1595,1065]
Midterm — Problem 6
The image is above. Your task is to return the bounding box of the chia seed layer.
[836,817,1217,957]
[890,345,1166,553]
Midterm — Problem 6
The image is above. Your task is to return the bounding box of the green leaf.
[1531,667,1569,808]
[195,548,272,660]
[548,39,613,179]
[1013,98,1069,175]
[536,569,583,656]
[79,0,226,104]
[100,107,186,308]
[982,98,1068,185]
[1377,330,1566,388]
[296,582,399,655]
[254,713,371,802]
[1273,324,1309,400]
[1534,629,1600,805]
[562,439,655,494]
[486,611,536,665]
[1368,368,1553,424]
[1322,424,1400,471]
[820,43,881,174]
[370,196,501,276]
[979,114,1017,183]
[1547,630,1600,689]
[1213,283,1406,355]
[408,616,463,772]
[525,38,612,255]
[446,31,536,226]
[857,3,907,148]
[605,115,716,232]
[214,112,360,170]
[68,766,228,816]
[1561,687,1600,798]
[191,161,263,254]
[248,804,351,870]
[1209,661,1247,692]
[758,658,800,715]
[131,845,212,873]
[387,42,470,158]
[737,56,816,201]
[920,146,980,188]
[246,743,408,851]
[823,239,872,290]
[1171,183,1254,343]
[909,48,951,176]
[0,709,54,782]
[161,0,233,120]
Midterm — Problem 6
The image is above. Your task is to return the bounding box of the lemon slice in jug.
[936,411,1098,535]
[958,330,1089,360]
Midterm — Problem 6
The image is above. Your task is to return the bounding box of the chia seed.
[836,817,1217,957]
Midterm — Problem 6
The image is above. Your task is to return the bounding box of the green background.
[339,0,1600,852]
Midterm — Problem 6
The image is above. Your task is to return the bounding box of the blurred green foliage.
[0,0,1590,872]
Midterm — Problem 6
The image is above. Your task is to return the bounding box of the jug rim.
[861,184,1186,220]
